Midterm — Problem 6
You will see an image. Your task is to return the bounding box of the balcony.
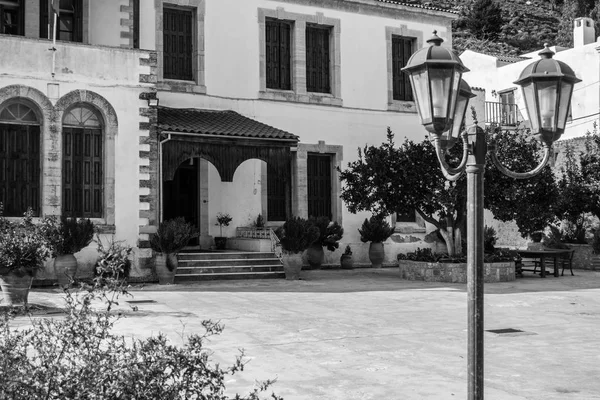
[484,101,523,127]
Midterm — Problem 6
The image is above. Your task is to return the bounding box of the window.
[392,36,414,101]
[306,25,330,94]
[396,211,416,223]
[267,165,287,221]
[39,0,83,42]
[0,102,41,217]
[0,0,24,35]
[163,7,193,81]
[307,154,331,219]
[265,18,292,90]
[133,0,140,49]
[62,105,103,218]
[499,89,517,126]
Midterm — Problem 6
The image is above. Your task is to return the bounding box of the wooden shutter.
[306,26,330,93]
[266,19,291,90]
[73,0,83,42]
[63,127,102,218]
[307,154,331,219]
[40,0,49,38]
[392,37,414,101]
[163,7,193,81]
[133,0,140,49]
[0,124,40,217]
[267,165,286,221]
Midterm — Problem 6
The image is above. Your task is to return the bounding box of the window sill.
[259,90,342,107]
[158,80,207,94]
[394,224,426,234]
[388,100,417,113]
[95,224,116,234]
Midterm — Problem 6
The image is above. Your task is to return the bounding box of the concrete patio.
[21,268,600,399]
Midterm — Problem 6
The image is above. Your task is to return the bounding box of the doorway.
[163,159,199,245]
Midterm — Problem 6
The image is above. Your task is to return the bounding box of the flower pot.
[0,272,33,306]
[282,253,303,280]
[307,243,324,268]
[340,254,354,269]
[54,254,78,287]
[155,253,176,285]
[368,242,385,268]
[214,237,227,250]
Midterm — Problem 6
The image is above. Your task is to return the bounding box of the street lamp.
[402,34,580,399]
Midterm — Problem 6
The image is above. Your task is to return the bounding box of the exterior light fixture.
[147,92,159,108]
[514,44,581,147]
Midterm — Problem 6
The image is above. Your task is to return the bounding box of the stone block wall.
[398,260,515,283]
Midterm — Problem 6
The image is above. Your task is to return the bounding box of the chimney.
[573,17,595,47]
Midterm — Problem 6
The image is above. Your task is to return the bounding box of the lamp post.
[402,34,580,399]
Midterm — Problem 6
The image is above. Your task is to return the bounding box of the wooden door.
[307,154,331,219]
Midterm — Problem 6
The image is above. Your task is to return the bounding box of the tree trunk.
[439,227,463,257]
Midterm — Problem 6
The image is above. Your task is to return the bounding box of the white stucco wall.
[89,0,124,47]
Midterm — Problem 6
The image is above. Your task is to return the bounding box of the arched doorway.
[163,157,199,244]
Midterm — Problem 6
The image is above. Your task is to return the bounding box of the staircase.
[175,250,285,282]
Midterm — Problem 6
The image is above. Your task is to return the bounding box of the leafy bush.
[0,275,282,399]
[47,217,95,255]
[593,229,600,255]
[542,225,571,249]
[275,216,319,254]
[216,213,233,237]
[0,207,54,277]
[150,218,198,254]
[94,235,133,281]
[397,247,518,263]
[255,214,265,228]
[343,245,352,256]
[308,216,344,252]
[397,247,438,262]
[358,215,394,243]
[484,226,496,254]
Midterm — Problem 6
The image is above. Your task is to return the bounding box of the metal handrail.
[485,101,520,126]
[235,227,282,259]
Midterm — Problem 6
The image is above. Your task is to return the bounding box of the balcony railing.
[485,102,522,127]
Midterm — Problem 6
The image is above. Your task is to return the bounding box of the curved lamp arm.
[489,141,552,180]
[432,132,468,182]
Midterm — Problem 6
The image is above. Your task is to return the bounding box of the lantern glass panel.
[429,67,453,119]
[536,80,558,131]
[449,91,469,140]
[410,69,432,122]
[557,82,573,130]
[448,70,461,123]
[522,82,539,132]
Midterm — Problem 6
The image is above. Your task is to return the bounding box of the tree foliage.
[465,0,504,40]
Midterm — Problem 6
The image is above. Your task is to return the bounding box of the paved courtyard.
[24,269,600,399]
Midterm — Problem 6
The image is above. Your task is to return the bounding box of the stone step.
[177,265,284,275]
[178,252,276,260]
[175,271,286,282]
[177,258,281,267]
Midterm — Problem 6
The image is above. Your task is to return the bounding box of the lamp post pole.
[402,34,580,399]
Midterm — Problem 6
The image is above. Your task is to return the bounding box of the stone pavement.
[23,268,600,400]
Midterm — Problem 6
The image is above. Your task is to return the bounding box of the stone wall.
[398,260,515,283]
[570,244,600,270]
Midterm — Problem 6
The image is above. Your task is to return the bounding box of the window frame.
[305,24,331,94]
[391,35,414,102]
[0,0,24,36]
[386,26,423,112]
[265,17,293,91]
[258,8,341,106]
[162,6,194,81]
[39,0,84,43]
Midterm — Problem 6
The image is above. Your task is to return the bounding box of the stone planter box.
[569,244,600,271]
[398,260,515,283]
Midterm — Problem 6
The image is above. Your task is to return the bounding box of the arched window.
[0,101,41,216]
[62,104,103,218]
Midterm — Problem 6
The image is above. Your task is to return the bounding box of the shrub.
[275,216,319,254]
[0,275,282,399]
[150,218,198,254]
[255,214,265,228]
[484,225,496,254]
[397,247,438,262]
[50,217,95,255]
[343,245,352,256]
[94,235,133,281]
[543,225,571,249]
[216,213,233,237]
[358,215,394,243]
[593,229,600,255]
[308,216,344,252]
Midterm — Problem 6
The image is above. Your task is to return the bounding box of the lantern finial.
[426,31,444,46]
[538,43,554,59]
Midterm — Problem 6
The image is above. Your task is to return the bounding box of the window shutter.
[0,124,40,217]
[267,165,286,221]
[73,0,83,42]
[163,8,193,81]
[266,19,291,90]
[39,0,49,38]
[307,154,331,219]
[133,0,140,49]
[306,26,330,93]
[392,36,414,101]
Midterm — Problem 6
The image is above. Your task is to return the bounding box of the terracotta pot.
[340,254,354,269]
[0,272,33,306]
[54,254,78,287]
[155,253,176,285]
[214,237,227,250]
[282,253,303,280]
[368,242,385,268]
[307,243,324,267]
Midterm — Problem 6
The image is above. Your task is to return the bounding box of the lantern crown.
[514,44,581,86]
[403,31,469,74]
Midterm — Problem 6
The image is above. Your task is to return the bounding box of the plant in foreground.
[0,274,283,400]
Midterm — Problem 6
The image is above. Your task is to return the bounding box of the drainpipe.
[158,133,171,223]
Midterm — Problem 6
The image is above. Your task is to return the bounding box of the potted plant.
[306,216,344,268]
[340,245,354,269]
[214,212,233,250]
[51,217,95,287]
[255,214,265,229]
[358,215,394,268]
[275,217,319,280]
[0,208,54,306]
[150,217,198,285]
[94,236,133,285]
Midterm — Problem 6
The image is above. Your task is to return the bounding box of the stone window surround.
[386,25,423,113]
[0,85,116,232]
[392,211,426,233]
[155,0,206,94]
[258,7,342,107]
[291,141,343,224]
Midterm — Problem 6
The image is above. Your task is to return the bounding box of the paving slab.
[18,268,600,399]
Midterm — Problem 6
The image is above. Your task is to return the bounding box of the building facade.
[0,0,457,279]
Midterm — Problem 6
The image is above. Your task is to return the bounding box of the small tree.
[464,0,504,40]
